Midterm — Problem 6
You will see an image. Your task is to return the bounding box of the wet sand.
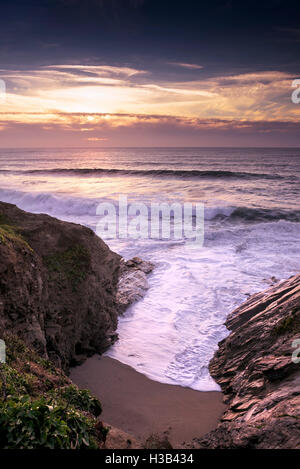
[70,355,226,448]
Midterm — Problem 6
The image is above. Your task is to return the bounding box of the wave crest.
[0,168,289,180]
[0,188,299,223]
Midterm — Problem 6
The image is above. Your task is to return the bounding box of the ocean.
[1,147,300,391]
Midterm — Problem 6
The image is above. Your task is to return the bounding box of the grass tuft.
[43,244,90,288]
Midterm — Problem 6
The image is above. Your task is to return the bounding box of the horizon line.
[1,145,300,150]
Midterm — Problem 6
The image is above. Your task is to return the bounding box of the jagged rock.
[124,256,154,274]
[0,201,121,370]
[102,423,142,449]
[189,273,300,449]
[116,257,154,313]
[144,432,173,449]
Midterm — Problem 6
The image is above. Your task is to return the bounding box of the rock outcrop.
[0,202,154,372]
[0,201,123,370]
[116,257,154,313]
[190,273,300,449]
[101,423,143,449]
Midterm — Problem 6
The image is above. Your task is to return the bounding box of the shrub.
[50,385,102,417]
[0,335,103,449]
[0,396,98,449]
[0,364,35,397]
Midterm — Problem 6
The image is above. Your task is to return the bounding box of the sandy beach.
[70,355,226,447]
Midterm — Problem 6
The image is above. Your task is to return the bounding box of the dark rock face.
[0,201,121,370]
[192,274,300,449]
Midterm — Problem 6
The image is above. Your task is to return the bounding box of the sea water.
[0,147,299,390]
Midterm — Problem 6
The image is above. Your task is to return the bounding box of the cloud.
[0,64,299,144]
[1,114,300,148]
[45,64,146,78]
[141,84,216,97]
[168,62,204,70]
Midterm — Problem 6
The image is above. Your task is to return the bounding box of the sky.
[0,0,300,147]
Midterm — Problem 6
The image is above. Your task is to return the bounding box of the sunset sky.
[1,0,300,147]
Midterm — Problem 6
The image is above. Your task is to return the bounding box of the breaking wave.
[0,188,299,223]
[0,168,291,180]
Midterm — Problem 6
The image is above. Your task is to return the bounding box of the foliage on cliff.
[0,334,105,449]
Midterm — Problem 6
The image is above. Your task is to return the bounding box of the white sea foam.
[0,188,236,221]
[1,147,300,391]
[106,221,300,390]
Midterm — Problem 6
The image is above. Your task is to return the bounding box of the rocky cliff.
[0,201,122,370]
[190,273,300,449]
[0,201,155,449]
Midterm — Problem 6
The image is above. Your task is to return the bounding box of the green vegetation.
[49,385,102,417]
[43,244,90,287]
[0,214,11,225]
[0,396,98,449]
[0,334,104,449]
[0,223,32,251]
[0,213,32,250]
[273,311,300,336]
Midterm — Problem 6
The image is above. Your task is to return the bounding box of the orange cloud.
[0,65,299,137]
